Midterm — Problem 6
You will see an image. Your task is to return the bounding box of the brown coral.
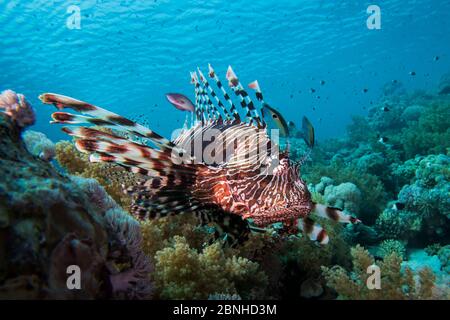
[0,90,35,128]
[153,236,268,299]
[55,140,136,207]
[322,245,438,300]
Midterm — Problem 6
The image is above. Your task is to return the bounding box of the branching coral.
[378,239,406,259]
[55,141,136,207]
[322,245,438,299]
[0,90,35,128]
[140,214,212,258]
[22,130,56,161]
[375,207,422,241]
[153,236,268,299]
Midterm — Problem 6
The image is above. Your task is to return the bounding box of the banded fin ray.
[39,93,176,151]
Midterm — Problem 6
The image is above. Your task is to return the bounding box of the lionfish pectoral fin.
[311,203,361,224]
[298,217,329,245]
[195,207,250,248]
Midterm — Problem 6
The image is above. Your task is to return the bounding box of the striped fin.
[311,203,361,224]
[226,66,263,127]
[39,93,174,150]
[298,217,329,245]
[197,68,230,121]
[208,64,241,122]
[190,72,204,122]
[195,207,250,247]
[248,80,267,128]
[197,69,221,121]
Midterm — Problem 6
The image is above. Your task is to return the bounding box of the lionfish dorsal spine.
[197,67,230,121]
[207,64,241,123]
[225,66,263,128]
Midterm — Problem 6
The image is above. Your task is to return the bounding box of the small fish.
[363,88,368,93]
[301,116,315,148]
[165,93,195,112]
[286,118,315,148]
[310,88,316,93]
[392,202,405,211]
[434,56,439,61]
[409,71,416,76]
[378,136,389,144]
[261,103,289,137]
[320,80,326,85]
[438,85,450,95]
[381,106,390,112]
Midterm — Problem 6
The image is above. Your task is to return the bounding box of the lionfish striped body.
[40,65,359,246]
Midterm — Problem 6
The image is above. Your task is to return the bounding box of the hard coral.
[0,113,154,299]
[22,130,56,162]
[0,90,35,128]
[323,182,362,214]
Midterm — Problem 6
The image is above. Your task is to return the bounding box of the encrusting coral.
[322,245,439,300]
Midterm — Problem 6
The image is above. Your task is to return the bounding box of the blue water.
[1,0,449,141]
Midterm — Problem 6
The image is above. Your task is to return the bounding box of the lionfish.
[39,65,360,246]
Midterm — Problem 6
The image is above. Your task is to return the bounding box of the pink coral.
[0,90,35,128]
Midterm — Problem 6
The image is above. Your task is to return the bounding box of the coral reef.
[22,130,56,161]
[55,141,136,207]
[0,90,35,128]
[323,182,362,214]
[384,154,450,244]
[0,111,152,299]
[377,239,406,259]
[322,245,439,299]
[153,236,268,299]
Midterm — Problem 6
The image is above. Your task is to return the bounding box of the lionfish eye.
[272,114,278,119]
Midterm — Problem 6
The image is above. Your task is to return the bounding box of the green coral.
[375,208,422,241]
[153,236,268,299]
[140,214,212,257]
[397,102,450,159]
[322,245,438,299]
[378,239,406,260]
[55,141,136,207]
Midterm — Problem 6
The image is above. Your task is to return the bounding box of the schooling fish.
[165,93,195,112]
[381,106,390,112]
[40,65,359,247]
